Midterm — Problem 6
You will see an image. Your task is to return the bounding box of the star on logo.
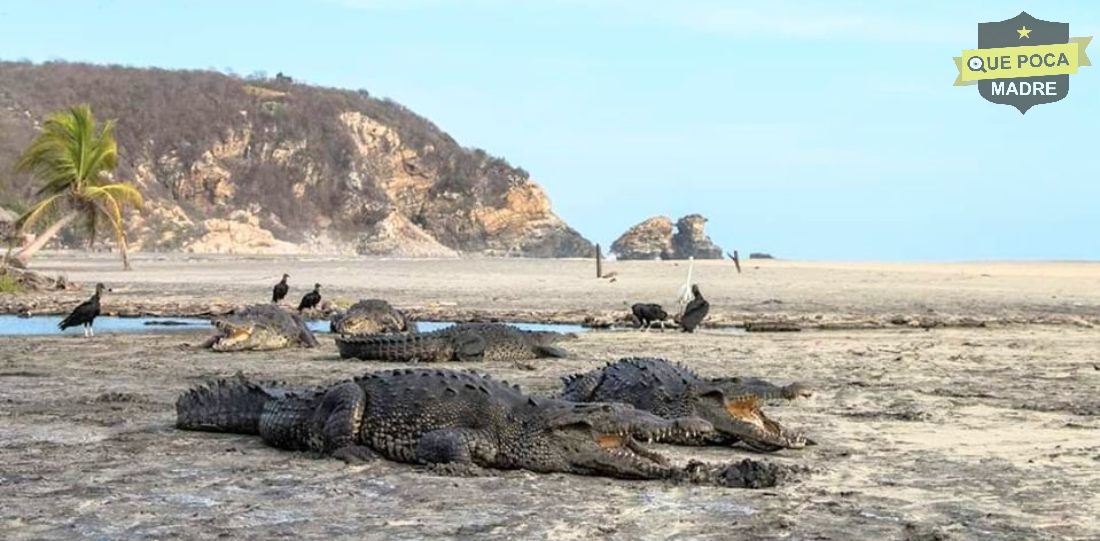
[1018,26,1032,39]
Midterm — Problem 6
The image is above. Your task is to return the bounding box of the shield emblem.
[978,12,1069,113]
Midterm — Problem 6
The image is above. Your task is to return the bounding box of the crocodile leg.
[451,332,487,362]
[414,427,498,475]
[310,382,375,461]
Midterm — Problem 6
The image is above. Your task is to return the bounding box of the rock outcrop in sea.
[611,214,724,260]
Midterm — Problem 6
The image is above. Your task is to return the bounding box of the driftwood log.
[744,321,801,333]
[726,250,742,273]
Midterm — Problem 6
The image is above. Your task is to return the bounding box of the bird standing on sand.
[298,283,322,312]
[59,283,109,337]
[272,274,289,303]
[679,284,709,333]
[631,303,668,331]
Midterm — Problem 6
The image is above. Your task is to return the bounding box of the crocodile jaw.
[211,321,288,352]
[716,397,807,450]
[548,404,715,479]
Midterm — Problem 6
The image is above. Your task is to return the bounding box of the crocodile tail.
[336,332,441,361]
[176,377,275,434]
[289,313,320,348]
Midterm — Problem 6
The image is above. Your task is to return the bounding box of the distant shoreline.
[4,254,1097,328]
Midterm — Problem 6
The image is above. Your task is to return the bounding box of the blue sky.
[1,0,1097,260]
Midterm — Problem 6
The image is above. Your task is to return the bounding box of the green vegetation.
[0,270,22,293]
[10,105,143,269]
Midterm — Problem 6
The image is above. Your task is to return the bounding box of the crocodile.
[330,299,417,335]
[561,357,811,452]
[335,322,574,363]
[201,304,320,352]
[175,368,786,487]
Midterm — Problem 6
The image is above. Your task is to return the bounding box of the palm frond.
[13,105,142,267]
[82,184,142,239]
[16,123,80,193]
[85,119,118,182]
[87,183,144,208]
[13,192,68,233]
[89,192,128,249]
[16,105,120,196]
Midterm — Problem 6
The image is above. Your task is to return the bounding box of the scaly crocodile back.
[354,368,531,461]
[462,324,568,361]
[335,323,568,362]
[336,328,454,361]
[560,357,702,418]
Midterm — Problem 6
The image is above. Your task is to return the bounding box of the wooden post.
[728,250,742,274]
[596,244,603,278]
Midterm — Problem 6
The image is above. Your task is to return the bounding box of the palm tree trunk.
[119,233,132,270]
[13,211,79,266]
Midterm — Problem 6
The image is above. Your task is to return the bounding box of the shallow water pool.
[0,315,588,337]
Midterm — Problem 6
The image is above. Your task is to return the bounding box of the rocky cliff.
[0,62,593,257]
[609,216,675,260]
[671,214,724,259]
[611,214,724,260]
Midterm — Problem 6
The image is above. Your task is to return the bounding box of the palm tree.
[7,105,143,269]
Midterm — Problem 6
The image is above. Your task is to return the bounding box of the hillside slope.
[0,62,593,257]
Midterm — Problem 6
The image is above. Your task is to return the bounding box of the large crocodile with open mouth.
[335,322,574,363]
[176,368,786,487]
[201,304,319,352]
[560,357,812,452]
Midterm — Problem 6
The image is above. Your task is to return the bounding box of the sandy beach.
[6,253,1100,326]
[1,254,1098,540]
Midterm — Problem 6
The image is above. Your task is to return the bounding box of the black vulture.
[679,284,710,333]
[272,273,289,303]
[298,283,322,312]
[59,283,109,337]
[630,303,668,331]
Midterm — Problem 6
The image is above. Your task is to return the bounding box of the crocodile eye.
[555,421,591,431]
[697,389,725,403]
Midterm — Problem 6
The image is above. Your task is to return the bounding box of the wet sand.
[1,254,1098,540]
